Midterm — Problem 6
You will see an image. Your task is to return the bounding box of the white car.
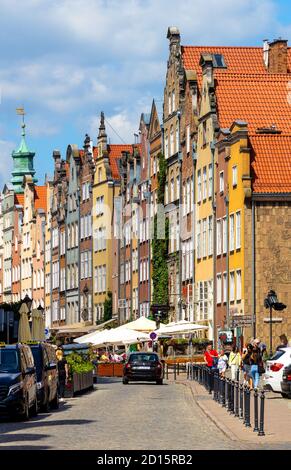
[263,347,291,395]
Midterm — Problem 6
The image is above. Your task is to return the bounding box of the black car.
[123,352,163,385]
[0,342,38,419]
[281,364,291,398]
[29,342,59,411]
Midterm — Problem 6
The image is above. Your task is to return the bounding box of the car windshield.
[129,354,158,363]
[0,349,20,373]
[270,350,285,361]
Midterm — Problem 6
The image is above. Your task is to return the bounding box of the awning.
[52,323,98,336]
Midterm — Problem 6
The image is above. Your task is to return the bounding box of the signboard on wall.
[230,315,253,328]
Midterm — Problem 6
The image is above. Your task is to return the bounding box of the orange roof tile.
[14,194,24,206]
[182,46,291,74]
[215,73,291,134]
[108,144,134,180]
[250,134,291,193]
[34,186,47,211]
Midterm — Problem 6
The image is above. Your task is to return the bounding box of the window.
[52,261,59,289]
[202,121,207,146]
[186,125,190,154]
[223,217,227,254]
[197,170,201,203]
[202,219,207,258]
[98,168,102,183]
[168,93,172,115]
[236,211,241,249]
[170,126,174,156]
[96,196,104,216]
[60,268,66,291]
[176,175,180,201]
[232,165,238,187]
[230,271,235,302]
[170,178,174,202]
[165,133,169,159]
[217,274,222,304]
[175,124,179,153]
[153,157,157,175]
[208,164,213,198]
[197,221,201,259]
[230,214,235,251]
[217,219,221,256]
[203,167,207,200]
[186,179,191,214]
[172,90,175,112]
[219,171,224,193]
[223,272,227,303]
[236,270,242,301]
[208,216,213,256]
[183,183,186,216]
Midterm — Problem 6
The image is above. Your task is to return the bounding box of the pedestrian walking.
[56,348,69,402]
[217,350,228,378]
[250,343,262,389]
[242,344,253,387]
[204,343,218,369]
[228,346,242,381]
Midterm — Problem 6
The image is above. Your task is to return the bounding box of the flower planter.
[97,362,124,377]
[65,371,93,397]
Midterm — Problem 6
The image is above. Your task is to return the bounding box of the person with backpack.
[242,343,253,387]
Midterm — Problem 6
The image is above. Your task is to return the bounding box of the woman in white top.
[218,350,228,378]
[228,346,242,381]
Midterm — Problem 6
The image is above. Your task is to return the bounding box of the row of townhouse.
[1,27,291,348]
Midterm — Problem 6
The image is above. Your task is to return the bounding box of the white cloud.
[0,139,15,188]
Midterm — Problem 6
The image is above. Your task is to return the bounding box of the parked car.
[29,342,59,411]
[281,364,291,399]
[123,352,163,385]
[0,342,38,419]
[263,347,291,396]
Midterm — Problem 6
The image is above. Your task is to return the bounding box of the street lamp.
[264,289,286,357]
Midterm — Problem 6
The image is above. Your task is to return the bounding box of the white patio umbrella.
[155,321,208,336]
[103,328,149,345]
[118,316,159,332]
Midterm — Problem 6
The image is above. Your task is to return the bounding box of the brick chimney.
[267,38,288,73]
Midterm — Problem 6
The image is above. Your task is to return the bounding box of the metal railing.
[186,363,266,436]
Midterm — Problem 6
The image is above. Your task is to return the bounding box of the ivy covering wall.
[152,152,169,305]
[103,291,113,322]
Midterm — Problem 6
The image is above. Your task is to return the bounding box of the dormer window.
[212,54,227,68]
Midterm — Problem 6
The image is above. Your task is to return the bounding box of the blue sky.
[1,0,291,187]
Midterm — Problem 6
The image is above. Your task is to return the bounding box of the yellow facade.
[92,153,115,322]
[194,73,215,338]
[44,180,53,327]
[228,122,250,317]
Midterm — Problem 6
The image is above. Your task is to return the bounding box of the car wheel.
[156,379,163,385]
[40,399,50,413]
[281,392,290,399]
[50,392,59,410]
[122,378,129,385]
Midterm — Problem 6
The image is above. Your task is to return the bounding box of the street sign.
[150,332,157,340]
[230,315,253,328]
[44,327,50,339]
[118,299,127,308]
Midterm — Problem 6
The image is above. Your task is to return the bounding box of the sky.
[0,0,291,187]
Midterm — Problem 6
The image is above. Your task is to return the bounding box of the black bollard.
[213,373,217,401]
[239,383,244,419]
[227,379,232,412]
[258,390,265,436]
[224,377,228,408]
[166,363,169,380]
[245,386,251,427]
[235,381,239,417]
[177,362,180,376]
[221,377,226,407]
[208,368,212,394]
[243,384,248,424]
[253,388,259,432]
[230,380,235,414]
[174,363,177,381]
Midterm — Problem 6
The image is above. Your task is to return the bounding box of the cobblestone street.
[0,377,282,450]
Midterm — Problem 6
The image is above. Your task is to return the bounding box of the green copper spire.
[11,111,38,193]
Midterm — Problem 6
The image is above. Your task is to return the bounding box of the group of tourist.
[203,334,290,389]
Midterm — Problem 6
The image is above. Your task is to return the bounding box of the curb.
[178,380,238,442]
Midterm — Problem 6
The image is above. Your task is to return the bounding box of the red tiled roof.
[250,134,291,193]
[14,194,24,206]
[34,186,47,211]
[181,46,291,74]
[215,73,291,134]
[92,144,141,180]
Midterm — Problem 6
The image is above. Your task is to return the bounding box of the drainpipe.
[192,142,197,322]
[225,194,230,328]
[251,198,256,338]
[210,140,217,347]
[177,110,182,321]
[147,138,151,317]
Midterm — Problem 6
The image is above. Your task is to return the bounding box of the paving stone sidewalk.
[167,371,291,447]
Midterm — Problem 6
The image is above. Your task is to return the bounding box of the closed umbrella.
[31,309,45,341]
[18,303,32,342]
